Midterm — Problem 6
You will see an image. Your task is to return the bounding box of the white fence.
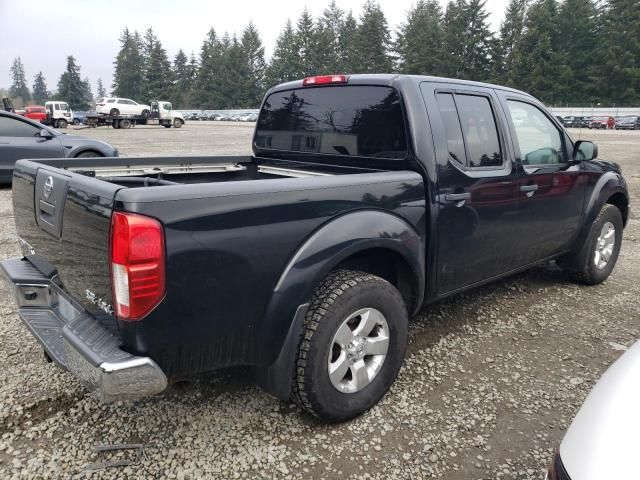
[548,107,640,117]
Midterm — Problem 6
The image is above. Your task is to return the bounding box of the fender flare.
[575,172,629,251]
[255,209,425,400]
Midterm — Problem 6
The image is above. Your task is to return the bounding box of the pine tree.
[295,8,319,76]
[56,56,93,109]
[597,0,640,105]
[265,20,301,87]
[493,0,528,86]
[557,0,600,104]
[142,28,172,101]
[316,1,345,73]
[338,11,359,73]
[195,28,224,108]
[172,49,189,108]
[9,57,31,105]
[240,22,267,107]
[32,71,49,104]
[96,78,107,98]
[395,0,445,75]
[216,34,252,108]
[112,28,144,99]
[353,0,393,73]
[442,0,494,80]
[511,0,570,104]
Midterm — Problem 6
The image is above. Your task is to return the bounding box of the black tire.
[141,109,150,119]
[75,151,101,158]
[173,119,183,128]
[57,119,67,129]
[560,204,623,285]
[292,269,408,422]
[119,119,131,129]
[110,108,119,117]
[164,124,171,128]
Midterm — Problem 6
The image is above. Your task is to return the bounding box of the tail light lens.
[302,74,347,86]
[110,212,165,321]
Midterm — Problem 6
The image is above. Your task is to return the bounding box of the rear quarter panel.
[115,171,426,377]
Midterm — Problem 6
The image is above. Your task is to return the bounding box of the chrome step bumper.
[0,257,167,402]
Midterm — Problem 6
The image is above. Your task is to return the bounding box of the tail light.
[110,212,165,321]
[302,74,347,86]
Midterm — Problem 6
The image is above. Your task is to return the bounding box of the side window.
[436,93,502,168]
[507,101,565,165]
[107,99,116,104]
[0,116,41,137]
[436,93,467,165]
[54,104,60,111]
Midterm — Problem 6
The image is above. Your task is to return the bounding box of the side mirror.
[574,140,598,161]
[38,129,54,139]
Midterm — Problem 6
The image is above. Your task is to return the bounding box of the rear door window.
[435,92,502,168]
[256,85,407,159]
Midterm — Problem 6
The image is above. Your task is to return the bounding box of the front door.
[421,84,521,294]
[500,97,585,264]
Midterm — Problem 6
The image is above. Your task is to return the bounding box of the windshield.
[256,85,407,159]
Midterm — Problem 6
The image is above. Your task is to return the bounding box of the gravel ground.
[0,125,638,479]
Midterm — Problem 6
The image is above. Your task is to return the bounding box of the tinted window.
[507,101,564,165]
[436,93,502,168]
[435,93,466,165]
[107,99,116,103]
[256,86,407,159]
[0,116,41,137]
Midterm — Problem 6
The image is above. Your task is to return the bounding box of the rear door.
[499,95,585,264]
[421,83,520,294]
[0,114,64,180]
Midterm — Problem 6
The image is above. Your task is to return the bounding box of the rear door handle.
[444,192,471,202]
[519,184,539,197]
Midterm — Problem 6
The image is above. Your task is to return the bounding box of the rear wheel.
[110,108,119,117]
[560,204,623,285]
[292,270,408,422]
[141,109,150,119]
[119,119,131,129]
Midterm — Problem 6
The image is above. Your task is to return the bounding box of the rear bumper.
[0,257,167,402]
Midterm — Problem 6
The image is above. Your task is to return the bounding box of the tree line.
[8,0,640,110]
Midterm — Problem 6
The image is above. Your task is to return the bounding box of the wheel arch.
[255,210,425,400]
[72,148,104,158]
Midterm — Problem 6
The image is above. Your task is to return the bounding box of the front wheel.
[560,204,623,284]
[57,119,67,129]
[173,119,183,128]
[292,270,408,422]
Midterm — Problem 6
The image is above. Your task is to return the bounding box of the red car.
[21,105,47,122]
[589,116,615,129]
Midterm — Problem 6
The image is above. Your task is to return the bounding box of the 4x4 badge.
[44,176,54,199]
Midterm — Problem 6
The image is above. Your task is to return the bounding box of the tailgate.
[12,160,122,317]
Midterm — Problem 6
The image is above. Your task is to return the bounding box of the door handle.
[442,192,471,207]
[519,184,539,197]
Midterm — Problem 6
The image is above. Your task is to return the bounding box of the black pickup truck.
[0,74,630,422]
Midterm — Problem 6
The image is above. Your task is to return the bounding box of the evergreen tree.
[240,22,267,106]
[56,56,93,109]
[195,28,224,108]
[353,0,393,73]
[295,8,319,76]
[316,1,345,73]
[265,20,301,87]
[32,71,49,104]
[96,78,107,98]
[112,28,144,99]
[142,28,172,101]
[493,0,528,86]
[395,0,444,75]
[597,0,640,105]
[557,0,600,104]
[338,11,359,73]
[9,57,31,105]
[216,34,252,108]
[172,49,190,107]
[442,0,494,80]
[511,0,570,104]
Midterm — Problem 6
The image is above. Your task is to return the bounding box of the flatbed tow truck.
[85,100,184,129]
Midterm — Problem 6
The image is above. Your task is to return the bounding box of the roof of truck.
[271,74,534,99]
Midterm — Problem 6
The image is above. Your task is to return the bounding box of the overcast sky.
[1,0,510,94]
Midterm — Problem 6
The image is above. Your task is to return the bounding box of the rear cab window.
[255,85,408,162]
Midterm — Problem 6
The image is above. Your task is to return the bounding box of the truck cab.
[149,101,184,128]
[44,101,73,129]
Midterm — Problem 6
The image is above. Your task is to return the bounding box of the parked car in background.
[73,111,88,125]
[188,112,200,121]
[22,105,47,122]
[546,340,639,480]
[555,115,564,124]
[589,116,614,129]
[0,110,117,183]
[615,116,640,130]
[563,116,585,128]
[95,97,151,117]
